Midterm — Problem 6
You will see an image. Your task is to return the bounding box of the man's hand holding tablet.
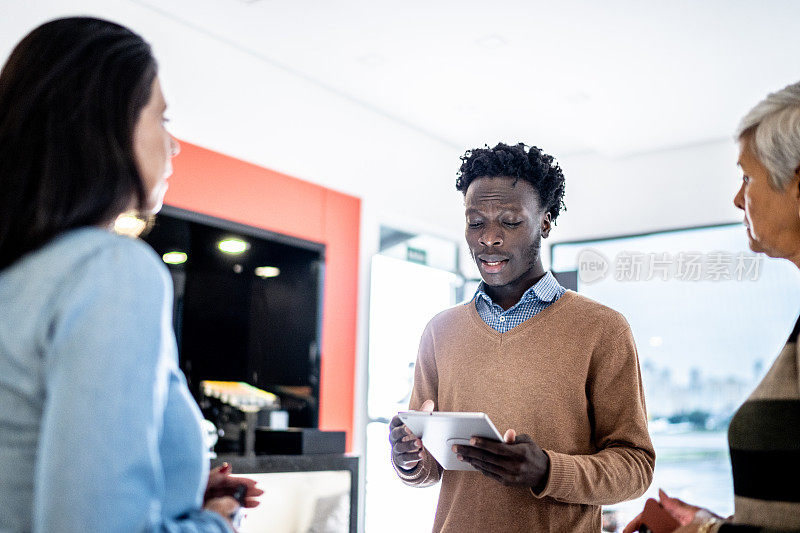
[389,399,435,471]
[453,429,551,493]
[391,402,550,491]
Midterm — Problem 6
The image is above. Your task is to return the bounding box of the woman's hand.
[658,489,715,524]
[669,510,726,533]
[203,496,239,530]
[622,489,722,533]
[205,463,264,508]
[670,524,709,533]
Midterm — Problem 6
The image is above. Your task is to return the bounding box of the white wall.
[554,140,742,244]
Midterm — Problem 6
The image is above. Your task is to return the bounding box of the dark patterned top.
[719,315,800,532]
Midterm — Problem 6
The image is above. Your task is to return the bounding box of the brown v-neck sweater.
[394,291,655,532]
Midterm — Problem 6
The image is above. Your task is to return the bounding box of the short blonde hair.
[736,81,800,190]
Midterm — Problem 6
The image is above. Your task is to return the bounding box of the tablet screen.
[398,411,503,471]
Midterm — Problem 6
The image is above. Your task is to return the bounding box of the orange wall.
[165,141,360,450]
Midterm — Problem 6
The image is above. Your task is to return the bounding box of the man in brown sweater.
[389,143,655,532]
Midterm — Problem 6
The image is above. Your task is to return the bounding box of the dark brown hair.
[0,17,157,269]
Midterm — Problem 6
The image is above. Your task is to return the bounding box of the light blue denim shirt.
[0,228,230,532]
[474,271,566,332]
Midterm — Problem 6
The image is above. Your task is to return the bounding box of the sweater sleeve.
[35,241,231,532]
[534,320,655,505]
[391,322,443,487]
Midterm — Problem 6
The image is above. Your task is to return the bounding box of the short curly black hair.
[456,142,566,223]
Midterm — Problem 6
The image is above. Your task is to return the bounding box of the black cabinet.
[142,206,324,428]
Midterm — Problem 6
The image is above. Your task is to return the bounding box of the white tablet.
[397,411,504,471]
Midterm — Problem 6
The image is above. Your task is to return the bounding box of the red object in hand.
[638,498,681,533]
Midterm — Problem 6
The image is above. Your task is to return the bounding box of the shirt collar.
[474,271,562,308]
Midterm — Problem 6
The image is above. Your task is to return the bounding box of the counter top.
[212,453,358,474]
[211,453,359,532]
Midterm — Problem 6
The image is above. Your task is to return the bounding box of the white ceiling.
[2,0,799,240]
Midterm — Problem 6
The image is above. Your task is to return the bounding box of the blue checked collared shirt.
[474,271,566,332]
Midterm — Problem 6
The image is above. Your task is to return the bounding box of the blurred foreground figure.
[0,17,260,532]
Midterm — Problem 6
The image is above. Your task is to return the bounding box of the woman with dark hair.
[0,17,260,531]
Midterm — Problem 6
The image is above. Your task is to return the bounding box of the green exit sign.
[407,247,427,265]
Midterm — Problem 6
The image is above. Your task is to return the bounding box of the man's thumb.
[503,429,516,443]
[420,399,435,412]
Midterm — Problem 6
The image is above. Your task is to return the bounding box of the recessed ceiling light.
[255,266,280,278]
[564,91,592,104]
[475,35,507,49]
[218,238,250,254]
[162,251,188,265]
[356,54,384,68]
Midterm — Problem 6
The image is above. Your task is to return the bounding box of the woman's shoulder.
[58,228,169,297]
[47,227,164,279]
[0,228,171,357]
[2,227,169,309]
[56,226,159,262]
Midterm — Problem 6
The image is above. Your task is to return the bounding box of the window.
[552,224,800,528]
